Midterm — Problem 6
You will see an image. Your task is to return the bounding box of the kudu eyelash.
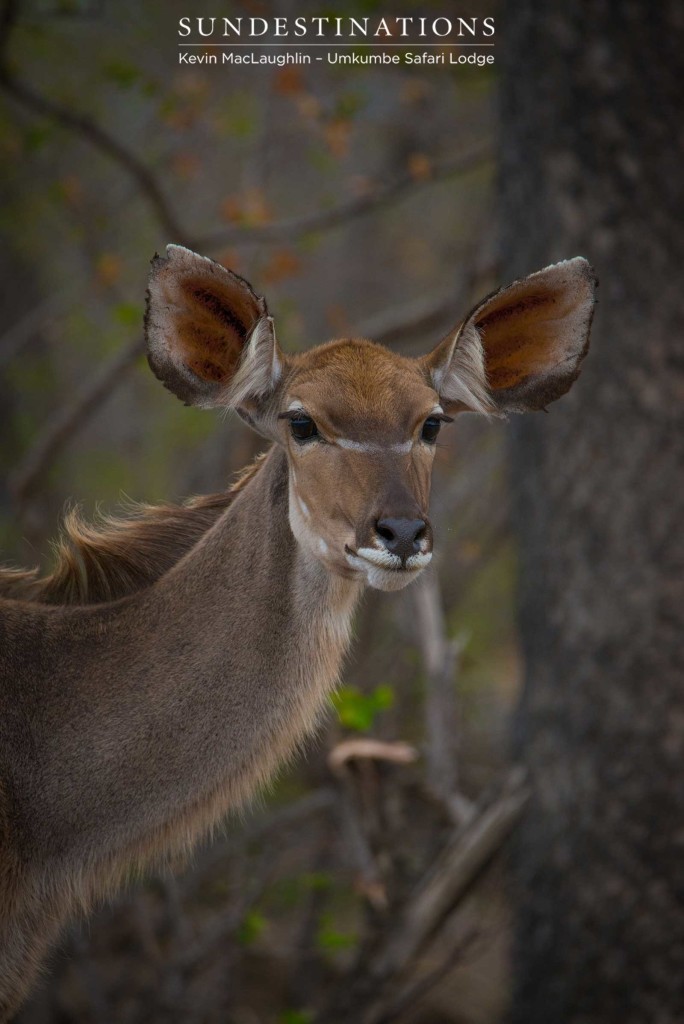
[277,409,307,420]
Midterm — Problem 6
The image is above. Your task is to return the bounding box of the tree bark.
[500,2,684,1021]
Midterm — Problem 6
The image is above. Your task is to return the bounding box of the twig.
[0,294,66,369]
[68,926,111,1023]
[0,0,491,254]
[317,768,528,1024]
[328,739,418,775]
[333,760,388,912]
[373,768,528,981]
[0,0,185,241]
[193,141,493,250]
[328,741,421,911]
[9,337,144,511]
[0,0,17,62]
[287,835,332,1013]
[179,787,336,898]
[375,924,480,1024]
[174,844,275,975]
[157,876,194,1010]
[412,573,473,823]
[351,290,458,356]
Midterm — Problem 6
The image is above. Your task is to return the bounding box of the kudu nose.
[375,517,428,563]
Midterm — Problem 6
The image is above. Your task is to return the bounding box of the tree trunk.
[500,2,684,1021]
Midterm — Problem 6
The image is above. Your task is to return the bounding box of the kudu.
[0,245,596,1017]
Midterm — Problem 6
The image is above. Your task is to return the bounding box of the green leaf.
[103,60,141,89]
[316,914,357,952]
[236,909,266,946]
[335,90,365,119]
[113,303,141,328]
[373,684,394,710]
[303,870,333,891]
[24,125,52,153]
[331,684,395,732]
[280,1012,313,1024]
[213,94,259,138]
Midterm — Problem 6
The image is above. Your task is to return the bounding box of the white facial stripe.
[345,552,376,576]
[406,551,433,570]
[356,546,402,569]
[352,548,433,572]
[291,442,317,456]
[431,405,444,415]
[298,495,310,519]
[336,439,413,455]
[345,550,431,592]
[289,478,331,564]
[287,400,304,412]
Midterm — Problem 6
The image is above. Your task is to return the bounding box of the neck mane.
[0,452,269,606]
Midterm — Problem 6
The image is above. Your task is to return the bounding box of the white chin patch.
[346,550,432,591]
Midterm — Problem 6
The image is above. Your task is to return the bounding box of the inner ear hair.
[432,322,499,417]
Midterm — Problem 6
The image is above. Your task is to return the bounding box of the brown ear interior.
[146,246,269,407]
[476,285,580,391]
[461,258,597,412]
[177,276,257,384]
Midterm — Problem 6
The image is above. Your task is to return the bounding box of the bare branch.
[328,739,418,775]
[1,61,489,255]
[0,294,66,369]
[0,0,17,66]
[66,927,110,1022]
[194,141,493,250]
[0,75,186,241]
[0,0,186,241]
[179,787,336,898]
[412,572,473,823]
[373,768,528,983]
[355,290,457,352]
[175,844,275,975]
[375,924,480,1024]
[318,768,528,1024]
[0,1,491,256]
[335,771,388,911]
[9,337,144,511]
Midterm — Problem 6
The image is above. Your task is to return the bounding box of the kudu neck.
[155,442,361,632]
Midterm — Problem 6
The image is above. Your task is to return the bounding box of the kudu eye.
[421,417,442,444]
[290,415,318,442]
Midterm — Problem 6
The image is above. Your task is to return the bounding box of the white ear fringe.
[436,324,497,416]
[228,316,281,407]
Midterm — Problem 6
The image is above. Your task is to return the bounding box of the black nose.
[375,518,427,562]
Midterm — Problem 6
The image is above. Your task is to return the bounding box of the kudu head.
[146,245,595,591]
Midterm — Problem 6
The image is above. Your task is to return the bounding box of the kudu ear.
[145,245,283,411]
[422,257,597,416]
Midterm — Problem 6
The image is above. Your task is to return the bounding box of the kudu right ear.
[145,245,284,411]
[422,257,597,416]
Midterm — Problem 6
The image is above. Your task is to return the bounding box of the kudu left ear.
[145,245,284,414]
[422,257,597,416]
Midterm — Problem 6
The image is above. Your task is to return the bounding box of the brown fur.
[0,454,267,606]
[0,246,595,1019]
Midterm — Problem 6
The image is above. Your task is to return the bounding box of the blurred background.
[1,1,681,1023]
